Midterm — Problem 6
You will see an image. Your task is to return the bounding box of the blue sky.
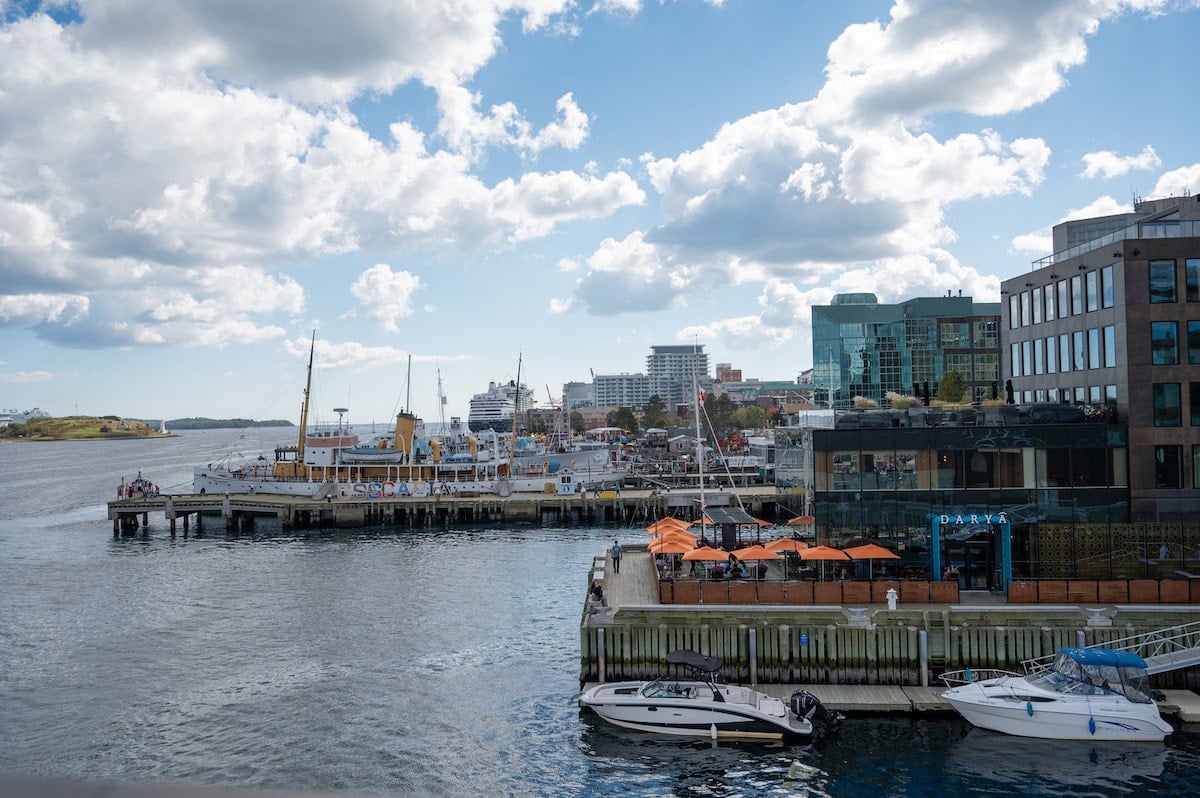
[2,0,1199,427]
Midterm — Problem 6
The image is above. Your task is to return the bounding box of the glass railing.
[1032,219,1200,268]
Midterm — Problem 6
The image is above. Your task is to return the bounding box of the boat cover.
[666,650,723,673]
[1061,647,1148,669]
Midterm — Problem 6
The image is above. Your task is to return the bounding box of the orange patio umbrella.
[799,545,850,561]
[845,542,900,580]
[786,515,816,527]
[645,518,692,534]
[681,546,729,561]
[845,543,899,560]
[649,538,695,555]
[765,538,808,579]
[648,529,698,544]
[765,538,810,552]
[732,545,781,561]
[800,544,851,581]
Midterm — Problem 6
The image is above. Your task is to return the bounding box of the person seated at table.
[755,561,768,579]
[710,563,726,579]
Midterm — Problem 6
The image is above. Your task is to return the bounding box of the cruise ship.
[467,380,535,432]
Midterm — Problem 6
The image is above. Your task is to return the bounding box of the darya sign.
[931,511,1013,590]
[938,512,1008,525]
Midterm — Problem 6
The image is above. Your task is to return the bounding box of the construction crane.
[545,385,561,410]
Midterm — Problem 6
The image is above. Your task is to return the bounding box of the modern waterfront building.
[646,344,709,409]
[1001,194,1200,521]
[811,294,1001,409]
[593,372,650,409]
[801,407,1133,591]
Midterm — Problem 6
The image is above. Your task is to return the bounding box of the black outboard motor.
[790,690,844,728]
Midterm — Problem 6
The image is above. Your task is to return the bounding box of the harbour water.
[2,429,1198,797]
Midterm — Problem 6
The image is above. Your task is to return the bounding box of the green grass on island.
[0,415,168,441]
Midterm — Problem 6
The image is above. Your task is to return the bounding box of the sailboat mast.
[693,345,705,519]
[297,330,315,461]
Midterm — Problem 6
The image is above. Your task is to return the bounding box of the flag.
[697,388,705,406]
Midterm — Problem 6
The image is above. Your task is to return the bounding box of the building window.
[1103,325,1116,368]
[1010,342,1021,377]
[1187,258,1200,302]
[1190,321,1200,365]
[1153,383,1182,427]
[1149,259,1177,303]
[1020,292,1032,327]
[1044,285,1056,321]
[973,353,998,382]
[1154,445,1182,489]
[1059,334,1070,374]
[1192,382,1200,426]
[941,322,970,346]
[1031,287,1043,324]
[1074,386,1086,403]
[1022,340,1032,377]
[1105,385,1117,415]
[1008,295,1019,329]
[1033,339,1044,375]
[973,320,998,348]
[1152,321,1179,365]
[1046,336,1057,373]
[1101,265,1115,309]
[1072,330,1086,371]
[1089,385,1101,403]
[1057,280,1070,319]
[1087,328,1100,369]
[1086,271,1098,312]
[1194,446,1200,489]
[1071,275,1084,314]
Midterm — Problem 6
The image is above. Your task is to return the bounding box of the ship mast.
[296,330,316,462]
[511,352,522,461]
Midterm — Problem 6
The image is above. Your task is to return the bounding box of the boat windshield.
[1030,650,1152,703]
[641,679,693,699]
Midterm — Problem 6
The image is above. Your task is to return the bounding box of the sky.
[2,0,1199,427]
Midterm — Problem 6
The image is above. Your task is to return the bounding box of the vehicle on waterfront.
[467,379,535,433]
[193,338,624,498]
[940,647,1174,741]
[578,650,840,741]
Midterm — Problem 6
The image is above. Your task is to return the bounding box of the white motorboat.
[940,647,1173,741]
[578,650,840,741]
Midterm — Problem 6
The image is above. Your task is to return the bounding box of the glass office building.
[811,293,1001,409]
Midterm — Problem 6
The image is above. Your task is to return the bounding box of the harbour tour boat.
[940,647,1173,741]
[579,650,841,741]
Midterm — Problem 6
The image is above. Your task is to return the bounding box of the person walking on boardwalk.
[610,539,622,574]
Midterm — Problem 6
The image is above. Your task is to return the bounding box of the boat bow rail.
[1020,619,1200,676]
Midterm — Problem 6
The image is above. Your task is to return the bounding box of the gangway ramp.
[1022,620,1200,675]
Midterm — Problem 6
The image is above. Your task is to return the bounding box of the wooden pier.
[581,546,1200,692]
[106,485,787,534]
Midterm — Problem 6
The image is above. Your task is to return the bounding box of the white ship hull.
[192,467,335,498]
[943,680,1172,741]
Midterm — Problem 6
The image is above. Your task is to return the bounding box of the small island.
[0,415,296,441]
[0,415,168,441]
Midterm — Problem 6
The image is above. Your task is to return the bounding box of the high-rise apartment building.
[1001,194,1200,521]
[646,345,709,408]
[811,293,1001,408]
[593,373,650,409]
